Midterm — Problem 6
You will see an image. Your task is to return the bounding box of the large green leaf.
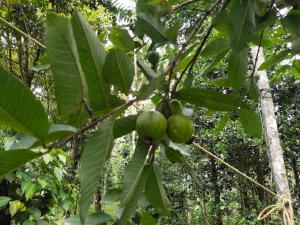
[228,49,248,90]
[108,27,135,52]
[135,12,169,43]
[214,112,231,134]
[176,88,247,111]
[79,120,114,223]
[258,49,292,70]
[0,68,49,140]
[137,58,158,80]
[281,9,300,37]
[139,210,157,225]
[46,13,88,125]
[65,212,113,225]
[145,164,170,215]
[72,11,120,112]
[138,75,166,100]
[0,196,11,208]
[238,109,262,138]
[103,47,134,95]
[113,115,137,139]
[119,140,151,225]
[201,38,229,57]
[0,150,40,179]
[228,0,256,50]
[10,124,77,150]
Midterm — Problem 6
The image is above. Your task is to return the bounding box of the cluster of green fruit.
[136,99,195,144]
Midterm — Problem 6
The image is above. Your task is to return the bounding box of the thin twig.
[250,30,264,79]
[0,16,46,49]
[48,99,136,149]
[172,25,213,92]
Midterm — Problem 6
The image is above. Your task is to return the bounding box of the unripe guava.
[136,111,167,141]
[169,99,183,115]
[156,100,171,118]
[167,114,195,143]
[147,50,159,68]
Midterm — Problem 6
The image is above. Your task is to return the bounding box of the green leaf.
[79,120,114,223]
[10,124,76,150]
[176,88,247,111]
[119,140,151,225]
[135,12,169,43]
[203,49,228,74]
[113,115,137,139]
[139,210,157,225]
[46,13,88,125]
[65,212,113,225]
[247,78,259,102]
[137,58,158,80]
[201,38,229,57]
[0,68,49,140]
[209,76,231,88]
[228,49,248,90]
[71,11,120,112]
[21,182,36,201]
[281,9,300,36]
[0,150,40,179]
[109,27,135,51]
[145,164,170,215]
[238,109,262,138]
[228,0,256,50]
[9,200,23,217]
[103,47,134,94]
[0,196,11,208]
[102,188,123,204]
[258,49,292,70]
[214,112,231,134]
[138,75,165,100]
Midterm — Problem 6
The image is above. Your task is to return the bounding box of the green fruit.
[156,100,171,118]
[167,114,195,143]
[136,111,167,141]
[169,99,183,115]
[147,50,159,68]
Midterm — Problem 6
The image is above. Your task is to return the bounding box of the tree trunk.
[291,158,299,199]
[251,46,294,224]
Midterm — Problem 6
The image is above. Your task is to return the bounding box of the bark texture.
[251,46,294,224]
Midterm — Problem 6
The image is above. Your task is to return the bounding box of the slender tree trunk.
[251,46,294,224]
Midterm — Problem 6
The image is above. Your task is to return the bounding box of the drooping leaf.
[21,182,36,201]
[79,120,114,223]
[137,58,158,80]
[0,150,40,179]
[135,12,169,43]
[65,212,113,225]
[238,109,262,138]
[201,38,229,57]
[108,27,135,51]
[0,196,11,208]
[214,112,231,134]
[228,49,248,90]
[113,115,137,139]
[145,164,170,215]
[138,75,166,100]
[176,88,247,111]
[247,78,259,102]
[102,188,123,204]
[119,140,150,225]
[258,49,292,70]
[209,76,231,88]
[72,11,121,112]
[0,68,49,141]
[10,124,76,150]
[228,0,256,50]
[46,13,88,125]
[203,49,229,73]
[103,47,134,95]
[139,210,157,225]
[281,9,300,37]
